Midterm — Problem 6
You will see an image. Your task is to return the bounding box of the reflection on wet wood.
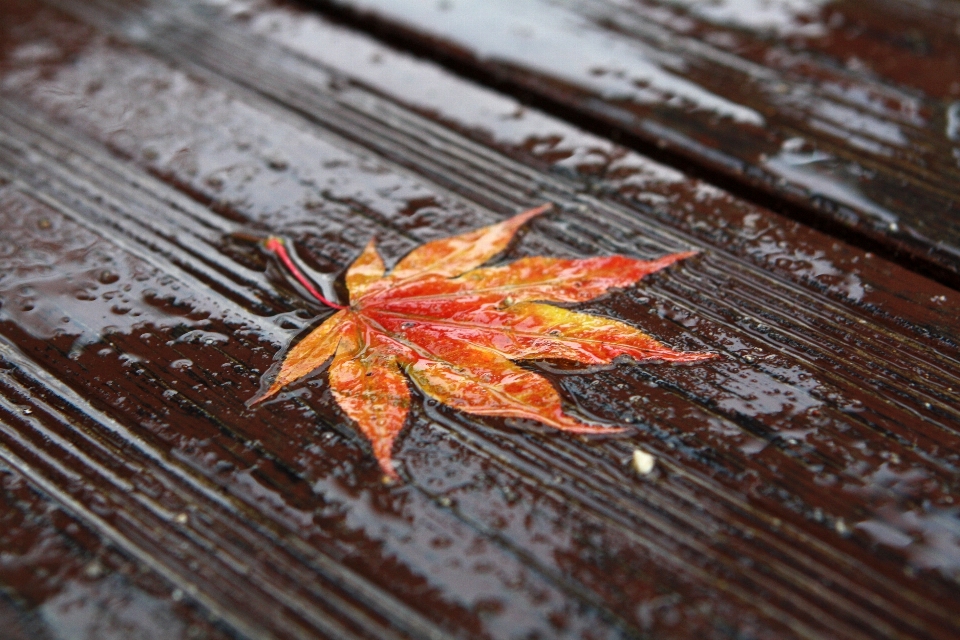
[306,0,960,286]
[0,450,233,639]
[0,0,958,638]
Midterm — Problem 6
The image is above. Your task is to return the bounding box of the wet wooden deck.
[0,0,958,638]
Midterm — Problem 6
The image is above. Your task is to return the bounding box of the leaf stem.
[263,236,347,310]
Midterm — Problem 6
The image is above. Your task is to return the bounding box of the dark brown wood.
[302,0,960,287]
[0,0,958,638]
[0,457,233,640]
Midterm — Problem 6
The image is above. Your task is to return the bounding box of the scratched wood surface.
[305,0,960,287]
[0,0,959,638]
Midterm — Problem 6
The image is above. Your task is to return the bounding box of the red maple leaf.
[253,204,713,479]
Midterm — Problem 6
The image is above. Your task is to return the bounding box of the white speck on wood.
[632,448,655,475]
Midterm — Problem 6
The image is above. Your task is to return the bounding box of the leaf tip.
[632,249,702,280]
[685,350,719,363]
[658,249,700,267]
[551,414,630,435]
[513,202,553,225]
[370,433,403,483]
[648,349,717,366]
[246,378,285,408]
[377,457,401,484]
[245,388,273,408]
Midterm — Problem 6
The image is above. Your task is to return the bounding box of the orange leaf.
[403,340,613,432]
[329,320,410,480]
[346,239,386,300]
[369,301,711,365]
[380,203,550,284]
[250,310,346,405]
[255,205,714,479]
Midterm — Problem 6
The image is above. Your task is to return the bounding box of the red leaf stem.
[263,236,347,310]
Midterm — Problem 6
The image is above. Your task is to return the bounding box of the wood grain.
[0,0,958,637]
[0,436,233,640]
[301,0,960,286]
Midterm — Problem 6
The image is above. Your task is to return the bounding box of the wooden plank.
[301,0,960,286]
[0,0,958,637]
[0,457,233,639]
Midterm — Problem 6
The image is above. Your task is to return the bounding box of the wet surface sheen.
[309,0,960,284]
[0,0,957,638]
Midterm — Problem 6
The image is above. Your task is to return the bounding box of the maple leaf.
[253,204,713,479]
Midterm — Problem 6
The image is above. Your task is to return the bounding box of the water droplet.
[83,562,104,579]
[98,270,120,285]
[266,156,288,171]
[175,330,229,346]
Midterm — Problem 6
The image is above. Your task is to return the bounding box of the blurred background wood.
[308,0,960,287]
